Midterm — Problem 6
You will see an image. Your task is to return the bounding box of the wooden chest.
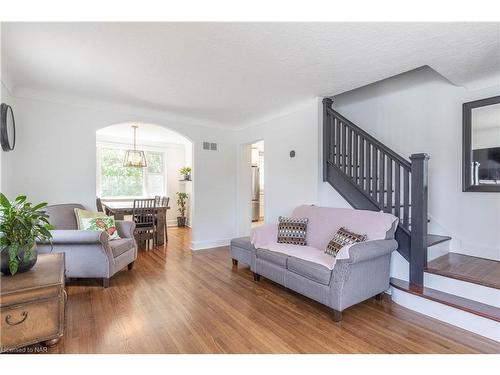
[0,253,66,352]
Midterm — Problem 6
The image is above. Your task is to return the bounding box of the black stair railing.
[323,98,429,285]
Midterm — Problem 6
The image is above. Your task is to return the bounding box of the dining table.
[102,201,170,246]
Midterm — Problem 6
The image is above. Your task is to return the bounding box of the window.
[98,146,166,198]
[146,151,165,197]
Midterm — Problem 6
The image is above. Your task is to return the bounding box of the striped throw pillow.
[277,216,308,246]
[325,227,366,256]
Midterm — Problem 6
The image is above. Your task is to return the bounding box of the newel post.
[409,153,430,286]
[322,97,333,182]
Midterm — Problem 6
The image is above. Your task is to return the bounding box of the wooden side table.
[0,253,66,352]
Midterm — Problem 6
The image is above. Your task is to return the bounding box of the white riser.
[427,240,450,262]
[391,287,500,342]
[424,272,500,308]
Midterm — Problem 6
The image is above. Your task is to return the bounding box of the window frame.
[96,141,168,200]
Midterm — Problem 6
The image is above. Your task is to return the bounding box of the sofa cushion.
[256,248,288,267]
[287,257,332,285]
[277,216,308,245]
[325,227,366,256]
[109,238,135,258]
[259,243,337,269]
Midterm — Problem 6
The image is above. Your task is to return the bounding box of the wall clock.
[1,103,16,152]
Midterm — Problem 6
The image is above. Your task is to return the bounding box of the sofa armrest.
[49,230,108,244]
[115,220,136,239]
[250,223,278,248]
[338,239,398,264]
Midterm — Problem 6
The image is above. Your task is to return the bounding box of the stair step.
[427,234,452,248]
[390,277,500,322]
[425,253,500,290]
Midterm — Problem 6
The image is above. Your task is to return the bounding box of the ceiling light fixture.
[123,125,147,168]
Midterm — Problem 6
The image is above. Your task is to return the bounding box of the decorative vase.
[177,216,187,227]
[0,244,38,275]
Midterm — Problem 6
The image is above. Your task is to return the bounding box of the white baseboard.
[391,287,500,342]
[191,238,231,251]
[424,272,500,308]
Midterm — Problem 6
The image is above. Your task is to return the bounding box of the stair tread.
[390,277,500,322]
[427,234,452,247]
[425,253,500,290]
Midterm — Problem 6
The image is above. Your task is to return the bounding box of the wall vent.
[203,142,218,151]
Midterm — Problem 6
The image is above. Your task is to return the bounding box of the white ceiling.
[2,22,500,128]
[96,122,191,145]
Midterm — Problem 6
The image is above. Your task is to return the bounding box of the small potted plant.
[0,193,53,275]
[176,192,189,227]
[179,166,192,181]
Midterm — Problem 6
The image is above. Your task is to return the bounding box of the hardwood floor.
[41,228,498,353]
[426,253,500,290]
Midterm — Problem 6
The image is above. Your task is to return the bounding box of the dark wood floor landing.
[426,253,500,290]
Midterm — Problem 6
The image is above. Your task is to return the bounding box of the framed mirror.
[0,103,16,152]
[463,95,500,192]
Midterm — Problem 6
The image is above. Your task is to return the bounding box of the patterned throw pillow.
[74,208,106,229]
[325,227,366,256]
[277,216,308,246]
[80,216,120,240]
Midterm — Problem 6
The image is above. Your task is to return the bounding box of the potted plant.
[0,193,53,275]
[179,166,192,181]
[176,192,189,227]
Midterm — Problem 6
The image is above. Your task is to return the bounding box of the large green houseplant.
[0,193,53,275]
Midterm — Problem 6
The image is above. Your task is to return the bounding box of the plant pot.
[0,244,38,276]
[177,216,187,227]
[182,173,191,181]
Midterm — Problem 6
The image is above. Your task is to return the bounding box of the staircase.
[322,98,500,341]
[322,97,450,286]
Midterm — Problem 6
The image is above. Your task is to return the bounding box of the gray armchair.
[37,203,137,288]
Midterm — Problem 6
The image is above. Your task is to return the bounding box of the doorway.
[251,141,265,228]
[95,122,194,248]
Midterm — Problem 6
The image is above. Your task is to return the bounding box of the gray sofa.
[37,203,137,288]
[230,205,399,321]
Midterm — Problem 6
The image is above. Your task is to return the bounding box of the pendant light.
[123,125,147,168]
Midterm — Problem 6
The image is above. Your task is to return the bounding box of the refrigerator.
[251,165,260,221]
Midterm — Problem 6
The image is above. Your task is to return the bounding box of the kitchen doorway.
[251,141,264,228]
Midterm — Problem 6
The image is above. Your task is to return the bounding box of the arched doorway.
[95,122,194,246]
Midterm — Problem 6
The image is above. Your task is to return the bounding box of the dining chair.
[96,197,110,215]
[161,196,170,242]
[96,197,104,212]
[132,198,157,251]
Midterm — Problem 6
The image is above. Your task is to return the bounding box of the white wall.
[329,67,500,260]
[236,99,321,235]
[0,95,237,250]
